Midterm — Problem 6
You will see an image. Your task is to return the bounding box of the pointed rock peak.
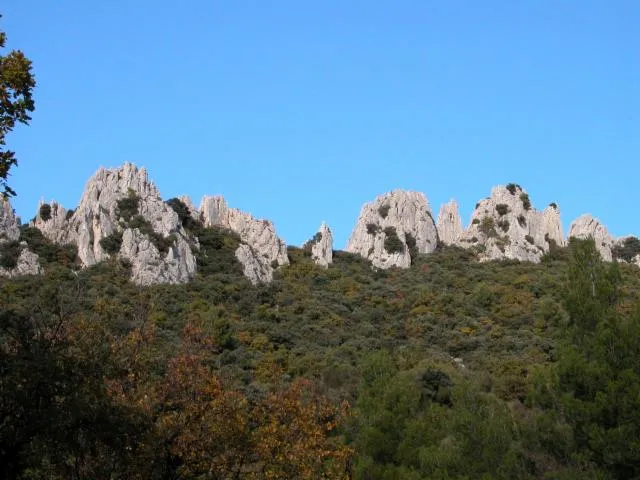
[568,214,615,261]
[346,190,438,269]
[0,197,20,244]
[80,162,159,204]
[305,222,333,268]
[199,195,289,284]
[437,199,463,246]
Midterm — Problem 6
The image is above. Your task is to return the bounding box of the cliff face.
[199,195,289,284]
[346,190,438,268]
[458,185,564,263]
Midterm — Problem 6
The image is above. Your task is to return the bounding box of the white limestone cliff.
[199,195,288,284]
[346,190,438,268]
[568,214,615,261]
[436,200,463,245]
[459,185,564,262]
[34,163,198,285]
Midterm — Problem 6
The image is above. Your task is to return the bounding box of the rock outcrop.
[0,198,20,244]
[568,214,615,261]
[346,190,438,268]
[436,200,463,245]
[458,185,564,262]
[30,163,197,285]
[200,195,288,284]
[306,222,333,267]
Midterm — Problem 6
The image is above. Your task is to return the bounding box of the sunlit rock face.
[458,185,565,262]
[25,163,196,285]
[568,214,615,261]
[346,190,438,269]
[199,195,288,284]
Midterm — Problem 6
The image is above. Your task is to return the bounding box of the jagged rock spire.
[306,222,333,268]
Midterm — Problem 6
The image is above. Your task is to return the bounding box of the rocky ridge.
[1,166,638,283]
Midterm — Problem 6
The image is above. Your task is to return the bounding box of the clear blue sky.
[4,1,639,248]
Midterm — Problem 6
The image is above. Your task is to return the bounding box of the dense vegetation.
[1,230,640,479]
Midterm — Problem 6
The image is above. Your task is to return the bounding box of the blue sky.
[3,1,638,248]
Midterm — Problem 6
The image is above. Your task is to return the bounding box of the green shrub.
[39,203,52,221]
[378,204,390,219]
[495,204,509,216]
[506,183,520,195]
[128,215,174,255]
[0,240,22,269]
[497,220,510,233]
[517,215,526,227]
[302,232,323,252]
[612,236,640,263]
[519,193,531,211]
[383,226,404,254]
[116,192,140,222]
[479,217,498,238]
[65,209,75,220]
[525,235,535,245]
[472,218,480,225]
[17,226,78,267]
[549,202,557,209]
[166,197,200,231]
[99,231,123,255]
[366,223,380,235]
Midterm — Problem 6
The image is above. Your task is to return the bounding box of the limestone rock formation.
[306,222,333,267]
[568,214,615,261]
[459,185,564,262]
[200,195,288,283]
[436,200,463,245]
[0,198,20,244]
[346,190,438,268]
[39,163,197,285]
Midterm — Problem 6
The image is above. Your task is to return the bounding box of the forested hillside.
[1,224,640,479]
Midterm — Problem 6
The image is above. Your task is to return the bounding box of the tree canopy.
[0,15,35,197]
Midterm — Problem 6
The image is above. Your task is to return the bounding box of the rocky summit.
[1,166,638,283]
[346,190,439,269]
[456,184,564,263]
